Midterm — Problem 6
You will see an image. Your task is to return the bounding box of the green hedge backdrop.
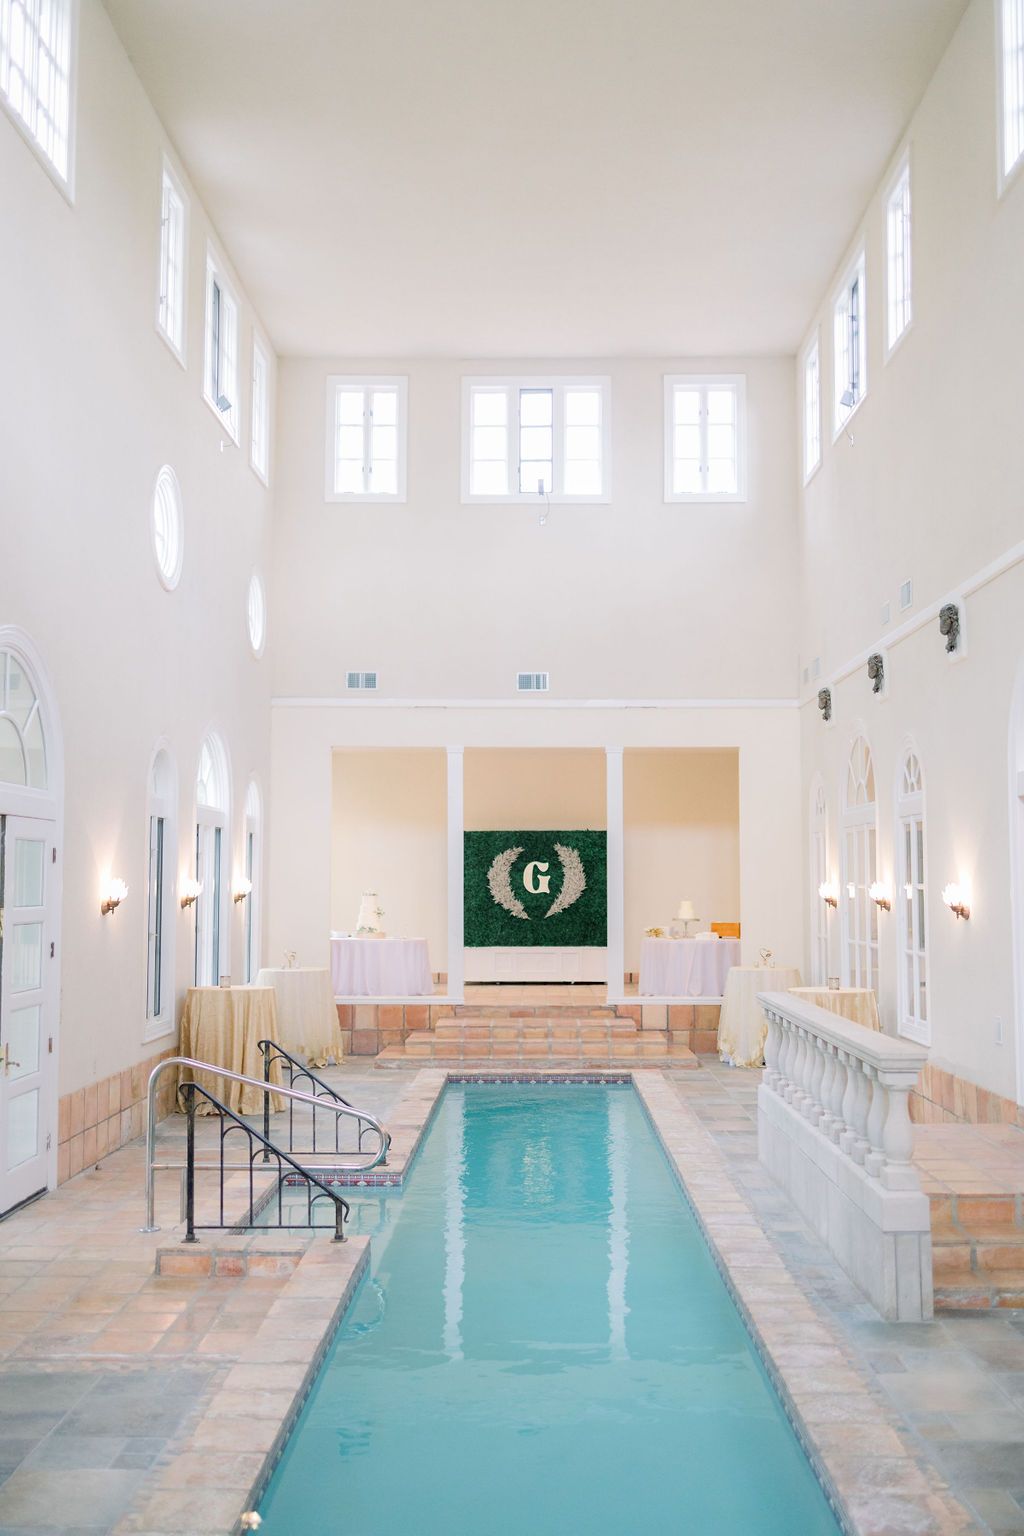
[464,830,607,947]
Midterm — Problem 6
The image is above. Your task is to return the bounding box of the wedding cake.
[355,891,386,937]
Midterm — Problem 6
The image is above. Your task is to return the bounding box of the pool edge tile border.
[633,1072,979,1536]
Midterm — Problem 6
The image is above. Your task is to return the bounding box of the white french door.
[0,815,57,1216]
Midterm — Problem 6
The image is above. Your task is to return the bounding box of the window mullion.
[363,389,372,494]
[552,385,564,498]
[510,386,520,502]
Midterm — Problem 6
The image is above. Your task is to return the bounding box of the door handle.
[0,1045,20,1073]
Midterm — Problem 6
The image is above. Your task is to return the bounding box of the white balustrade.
[758,992,927,1195]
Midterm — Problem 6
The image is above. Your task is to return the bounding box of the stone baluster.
[863,1065,887,1177]
[804,1034,827,1125]
[782,1021,800,1104]
[777,1017,794,1096]
[792,1026,811,1111]
[878,1069,920,1191]
[850,1059,872,1165]
[837,1048,858,1154]
[818,1041,839,1137]
[828,1044,848,1142]
[762,1009,781,1092]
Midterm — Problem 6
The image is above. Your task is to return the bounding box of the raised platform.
[915,1121,1024,1310]
[376,1013,700,1069]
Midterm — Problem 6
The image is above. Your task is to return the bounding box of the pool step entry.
[376,1016,700,1069]
[930,1192,1024,1311]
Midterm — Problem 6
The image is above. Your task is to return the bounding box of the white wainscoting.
[464,947,608,982]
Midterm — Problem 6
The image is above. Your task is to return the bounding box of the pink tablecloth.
[638,937,740,997]
[330,937,433,997]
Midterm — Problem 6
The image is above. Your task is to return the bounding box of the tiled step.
[930,1192,1024,1310]
[374,1021,698,1071]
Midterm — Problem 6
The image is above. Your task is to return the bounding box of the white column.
[447,747,465,1001]
[605,747,624,998]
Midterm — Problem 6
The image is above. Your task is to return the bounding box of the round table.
[639,937,740,997]
[717,965,803,1067]
[330,936,433,996]
[788,986,880,1031]
[255,967,340,1066]
[178,986,285,1115]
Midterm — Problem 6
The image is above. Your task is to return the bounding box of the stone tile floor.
[912,1122,1024,1197]
[671,1059,1024,1535]
[2,1059,1023,1532]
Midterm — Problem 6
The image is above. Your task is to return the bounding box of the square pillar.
[606,747,624,999]
[447,746,464,1001]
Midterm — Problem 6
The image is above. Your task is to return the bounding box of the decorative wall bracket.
[939,603,961,654]
[817,687,832,723]
[867,653,885,694]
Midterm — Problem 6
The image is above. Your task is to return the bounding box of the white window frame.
[663,374,747,504]
[832,249,868,439]
[885,154,913,357]
[203,247,240,442]
[144,745,176,1042]
[194,734,230,987]
[896,749,929,1043]
[461,376,611,505]
[0,0,77,198]
[809,776,829,986]
[243,781,261,983]
[156,157,188,366]
[998,0,1024,193]
[324,376,407,503]
[250,336,270,485]
[802,336,821,485]
[840,733,879,992]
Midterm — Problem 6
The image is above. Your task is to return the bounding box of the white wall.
[331,750,447,964]
[797,0,1024,1100]
[270,356,799,702]
[0,0,275,1094]
[464,749,606,830]
[624,750,739,967]
[269,704,802,983]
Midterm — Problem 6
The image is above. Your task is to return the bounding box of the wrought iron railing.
[178,1080,349,1243]
[141,1055,389,1235]
[258,1039,391,1162]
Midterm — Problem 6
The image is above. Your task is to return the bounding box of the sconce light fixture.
[100,878,128,916]
[817,687,832,723]
[867,652,885,695]
[233,878,253,905]
[818,880,839,909]
[942,882,970,920]
[868,881,892,912]
[180,878,203,910]
[939,603,961,655]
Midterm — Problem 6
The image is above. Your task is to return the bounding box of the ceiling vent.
[346,671,377,691]
[516,672,549,693]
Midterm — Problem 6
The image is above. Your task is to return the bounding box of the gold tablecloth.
[718,965,803,1067]
[178,986,285,1115]
[254,967,339,1066]
[788,986,881,1031]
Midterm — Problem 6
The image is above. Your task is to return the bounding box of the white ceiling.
[103,0,968,359]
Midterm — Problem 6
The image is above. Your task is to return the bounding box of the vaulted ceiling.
[103,0,968,358]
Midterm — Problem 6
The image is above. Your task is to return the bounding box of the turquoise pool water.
[259,1084,840,1535]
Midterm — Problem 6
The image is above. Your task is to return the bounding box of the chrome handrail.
[142,1055,389,1233]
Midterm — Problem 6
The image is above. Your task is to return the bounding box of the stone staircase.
[930,1193,1024,1310]
[375,1007,699,1070]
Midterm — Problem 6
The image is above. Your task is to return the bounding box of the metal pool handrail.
[141,1055,389,1233]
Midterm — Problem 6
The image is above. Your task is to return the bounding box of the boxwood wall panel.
[464,830,607,947]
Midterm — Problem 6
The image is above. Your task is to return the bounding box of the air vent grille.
[898,579,913,611]
[346,671,378,691]
[516,672,549,693]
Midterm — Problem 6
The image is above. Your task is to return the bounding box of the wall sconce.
[233,878,252,905]
[942,882,971,920]
[869,881,892,912]
[100,878,128,916]
[180,878,203,910]
[818,880,839,909]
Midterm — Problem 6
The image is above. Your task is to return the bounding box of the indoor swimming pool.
[258,1082,840,1535]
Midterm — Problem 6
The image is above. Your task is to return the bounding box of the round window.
[152,466,183,590]
[247,572,266,657]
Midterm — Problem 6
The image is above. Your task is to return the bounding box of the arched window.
[0,650,47,790]
[841,734,878,990]
[243,780,262,982]
[897,749,928,1042]
[145,747,176,1038]
[152,467,184,591]
[809,776,829,985]
[195,734,230,986]
[247,573,266,658]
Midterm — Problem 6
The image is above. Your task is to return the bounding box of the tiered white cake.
[355,891,386,937]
